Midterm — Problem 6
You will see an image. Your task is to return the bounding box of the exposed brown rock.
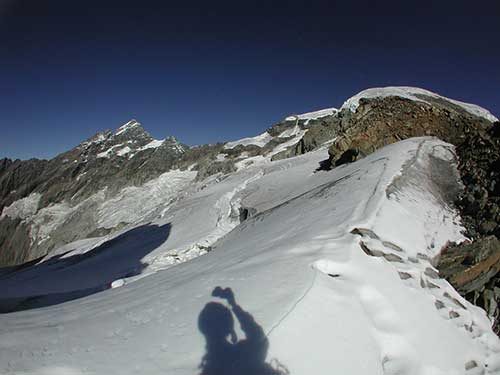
[437,237,500,336]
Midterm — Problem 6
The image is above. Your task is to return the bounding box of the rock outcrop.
[437,121,500,335]
[327,95,492,166]
[438,237,500,336]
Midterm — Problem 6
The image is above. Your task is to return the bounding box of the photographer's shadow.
[198,287,289,375]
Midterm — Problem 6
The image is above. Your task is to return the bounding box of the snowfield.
[1,138,500,375]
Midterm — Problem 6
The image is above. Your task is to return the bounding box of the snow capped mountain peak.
[342,86,498,122]
[115,119,142,136]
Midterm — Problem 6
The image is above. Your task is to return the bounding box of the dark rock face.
[0,158,49,213]
[268,114,342,161]
[437,122,500,336]
[0,217,32,266]
[454,122,500,239]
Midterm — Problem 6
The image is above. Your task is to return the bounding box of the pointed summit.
[113,119,153,146]
[115,119,142,136]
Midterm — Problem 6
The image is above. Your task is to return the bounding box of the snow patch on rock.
[116,146,132,156]
[224,131,274,149]
[97,143,124,158]
[137,139,165,152]
[285,107,338,124]
[115,119,141,136]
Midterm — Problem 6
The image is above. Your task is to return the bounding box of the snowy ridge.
[1,138,499,374]
[341,86,498,122]
[285,107,338,123]
[115,119,141,136]
[224,131,274,149]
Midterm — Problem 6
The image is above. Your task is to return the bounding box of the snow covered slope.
[1,137,499,375]
[284,107,338,124]
[342,86,498,122]
[224,132,274,149]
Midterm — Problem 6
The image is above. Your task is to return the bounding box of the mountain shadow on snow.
[198,287,289,375]
[0,223,171,313]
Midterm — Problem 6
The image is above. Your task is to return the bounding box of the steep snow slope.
[1,138,499,375]
[341,86,498,122]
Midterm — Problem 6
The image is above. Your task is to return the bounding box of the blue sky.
[1,0,499,160]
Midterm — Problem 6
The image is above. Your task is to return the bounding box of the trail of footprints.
[349,227,500,375]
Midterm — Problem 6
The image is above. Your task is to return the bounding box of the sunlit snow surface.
[285,107,338,123]
[341,86,498,123]
[1,138,500,375]
[224,131,274,149]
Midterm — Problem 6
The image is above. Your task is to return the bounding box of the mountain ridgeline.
[1,88,498,267]
[1,87,499,334]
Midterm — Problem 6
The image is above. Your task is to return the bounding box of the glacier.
[1,137,499,374]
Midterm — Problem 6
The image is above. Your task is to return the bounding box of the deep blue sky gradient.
[1,0,499,160]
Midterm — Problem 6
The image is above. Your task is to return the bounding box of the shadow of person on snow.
[198,287,289,375]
